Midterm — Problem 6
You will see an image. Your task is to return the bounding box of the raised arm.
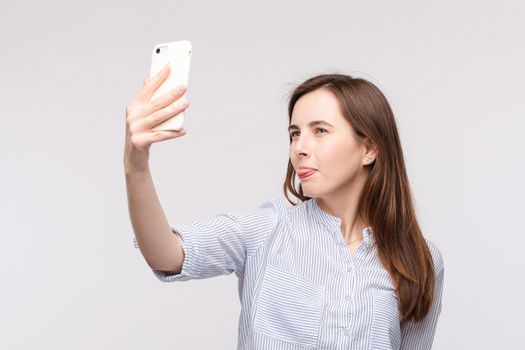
[124,63,190,272]
[125,167,184,273]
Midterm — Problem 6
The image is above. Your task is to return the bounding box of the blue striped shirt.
[135,196,444,349]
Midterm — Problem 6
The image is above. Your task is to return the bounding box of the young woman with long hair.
[125,65,444,349]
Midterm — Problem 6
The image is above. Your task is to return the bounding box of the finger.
[142,85,188,116]
[129,82,185,121]
[130,129,186,149]
[141,98,190,130]
[134,63,171,103]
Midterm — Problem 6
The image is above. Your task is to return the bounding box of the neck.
[315,174,369,242]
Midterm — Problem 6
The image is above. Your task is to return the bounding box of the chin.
[302,182,340,200]
[300,185,322,198]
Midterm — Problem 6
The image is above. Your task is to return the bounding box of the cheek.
[320,139,360,176]
[320,139,352,165]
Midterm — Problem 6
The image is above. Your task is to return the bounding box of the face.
[289,88,374,199]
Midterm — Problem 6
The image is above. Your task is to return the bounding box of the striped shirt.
[135,196,444,349]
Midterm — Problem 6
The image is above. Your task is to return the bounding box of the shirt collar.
[308,198,375,247]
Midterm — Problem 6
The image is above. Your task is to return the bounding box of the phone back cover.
[150,40,192,132]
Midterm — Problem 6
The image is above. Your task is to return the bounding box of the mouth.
[298,169,317,179]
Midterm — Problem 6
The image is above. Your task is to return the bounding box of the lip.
[298,166,317,173]
[298,169,317,179]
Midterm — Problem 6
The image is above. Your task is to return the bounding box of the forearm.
[125,165,182,272]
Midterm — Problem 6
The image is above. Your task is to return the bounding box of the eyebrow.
[288,120,334,133]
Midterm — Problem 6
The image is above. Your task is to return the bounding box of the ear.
[362,139,378,166]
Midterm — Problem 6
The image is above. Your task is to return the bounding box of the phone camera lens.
[156,48,160,54]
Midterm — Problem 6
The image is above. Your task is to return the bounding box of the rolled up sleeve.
[149,198,279,283]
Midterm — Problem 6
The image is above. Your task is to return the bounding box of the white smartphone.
[149,40,192,132]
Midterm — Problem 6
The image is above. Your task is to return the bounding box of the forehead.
[290,88,344,125]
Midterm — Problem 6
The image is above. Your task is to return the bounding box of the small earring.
[366,157,375,164]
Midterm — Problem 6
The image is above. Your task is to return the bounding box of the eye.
[289,128,328,138]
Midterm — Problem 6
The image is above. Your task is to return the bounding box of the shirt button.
[343,328,349,336]
[347,265,352,272]
[345,294,351,301]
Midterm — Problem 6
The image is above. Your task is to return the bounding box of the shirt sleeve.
[143,198,279,283]
[399,239,445,350]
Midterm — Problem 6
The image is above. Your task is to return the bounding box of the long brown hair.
[283,73,435,323]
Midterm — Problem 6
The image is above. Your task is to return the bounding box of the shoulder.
[257,195,291,221]
[259,195,287,212]
[424,238,445,277]
[229,196,288,235]
[219,196,284,220]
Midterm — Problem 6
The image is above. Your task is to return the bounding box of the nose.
[291,133,311,158]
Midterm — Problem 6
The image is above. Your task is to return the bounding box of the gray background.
[1,0,524,349]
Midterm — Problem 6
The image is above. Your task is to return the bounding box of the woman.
[125,65,444,349]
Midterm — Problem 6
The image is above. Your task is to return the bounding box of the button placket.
[342,261,354,340]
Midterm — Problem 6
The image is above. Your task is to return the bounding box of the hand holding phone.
[149,40,192,132]
[124,52,190,173]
